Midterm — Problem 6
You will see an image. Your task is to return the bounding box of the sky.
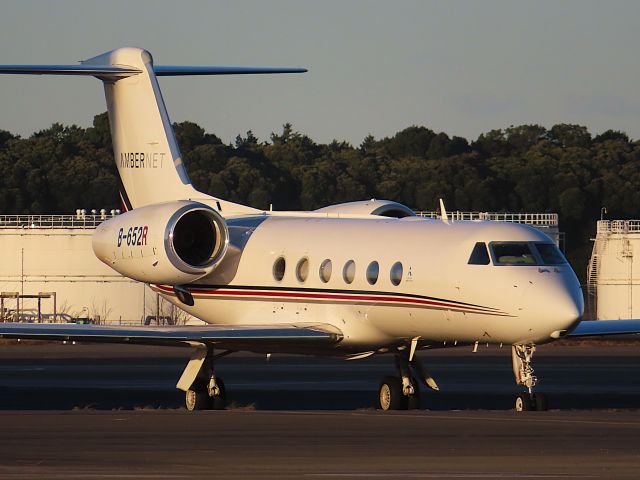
[0,0,639,145]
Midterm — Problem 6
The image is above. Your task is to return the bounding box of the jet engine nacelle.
[313,200,415,218]
[92,200,228,285]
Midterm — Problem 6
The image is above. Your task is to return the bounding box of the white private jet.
[0,47,638,412]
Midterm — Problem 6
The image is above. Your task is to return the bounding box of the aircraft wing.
[0,322,342,350]
[566,319,640,338]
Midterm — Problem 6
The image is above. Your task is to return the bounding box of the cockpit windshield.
[488,242,568,266]
[533,243,567,265]
[468,242,491,265]
[491,242,537,265]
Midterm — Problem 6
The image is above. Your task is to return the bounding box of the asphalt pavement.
[0,343,639,478]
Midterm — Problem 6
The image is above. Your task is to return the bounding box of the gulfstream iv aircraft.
[0,48,638,412]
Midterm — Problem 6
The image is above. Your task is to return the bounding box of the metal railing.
[0,211,560,229]
[0,212,119,229]
[597,220,640,235]
[416,211,558,226]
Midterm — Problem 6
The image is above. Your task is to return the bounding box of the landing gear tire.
[185,378,226,411]
[185,382,211,411]
[379,376,406,411]
[407,393,420,410]
[407,377,421,410]
[515,393,533,412]
[533,392,548,411]
[211,378,226,410]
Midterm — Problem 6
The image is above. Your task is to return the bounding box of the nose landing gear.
[512,344,548,411]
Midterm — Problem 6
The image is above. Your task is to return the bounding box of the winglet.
[439,198,450,224]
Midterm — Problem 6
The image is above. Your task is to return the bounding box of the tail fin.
[0,47,306,212]
[85,48,196,209]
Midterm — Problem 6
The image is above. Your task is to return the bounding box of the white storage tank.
[587,220,640,320]
[0,213,186,325]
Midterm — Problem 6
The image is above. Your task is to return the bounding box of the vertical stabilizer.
[0,47,306,214]
[83,48,199,209]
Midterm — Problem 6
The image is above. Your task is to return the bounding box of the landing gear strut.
[512,344,548,411]
[180,345,230,411]
[378,350,439,411]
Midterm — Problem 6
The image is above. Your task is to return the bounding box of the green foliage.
[1,113,638,278]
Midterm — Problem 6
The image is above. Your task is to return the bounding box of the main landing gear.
[185,376,226,411]
[512,344,548,412]
[378,351,439,411]
[179,345,231,411]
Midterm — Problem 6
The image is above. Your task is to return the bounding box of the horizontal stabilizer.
[567,319,640,337]
[0,323,341,348]
[0,47,307,212]
[0,65,306,78]
[154,65,307,76]
[0,65,142,77]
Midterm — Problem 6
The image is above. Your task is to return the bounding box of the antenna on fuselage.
[439,198,450,224]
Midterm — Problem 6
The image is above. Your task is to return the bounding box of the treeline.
[1,112,639,278]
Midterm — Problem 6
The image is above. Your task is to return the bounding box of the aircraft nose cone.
[548,283,584,338]
[559,288,583,323]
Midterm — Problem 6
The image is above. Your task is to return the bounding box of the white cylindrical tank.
[0,214,188,325]
[588,220,640,320]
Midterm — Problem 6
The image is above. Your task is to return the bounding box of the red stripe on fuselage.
[152,284,511,317]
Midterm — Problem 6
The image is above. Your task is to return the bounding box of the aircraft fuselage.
[153,214,584,353]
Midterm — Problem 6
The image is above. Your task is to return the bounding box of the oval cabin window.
[319,259,332,283]
[273,256,286,282]
[366,261,379,285]
[343,260,356,284]
[296,257,309,282]
[390,262,403,286]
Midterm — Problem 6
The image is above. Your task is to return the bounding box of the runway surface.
[1,410,640,478]
[0,343,639,410]
[0,343,639,478]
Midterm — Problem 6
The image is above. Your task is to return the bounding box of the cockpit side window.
[534,243,568,265]
[468,242,490,265]
[491,242,536,265]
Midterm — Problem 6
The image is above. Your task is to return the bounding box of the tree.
[0,130,15,148]
[0,116,637,281]
[549,124,591,148]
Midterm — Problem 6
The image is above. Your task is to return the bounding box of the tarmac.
[0,343,638,478]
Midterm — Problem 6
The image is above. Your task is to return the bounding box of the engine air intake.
[173,210,217,266]
[170,208,227,270]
